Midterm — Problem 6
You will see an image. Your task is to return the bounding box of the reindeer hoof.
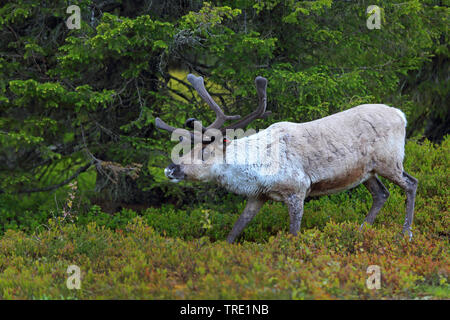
[359,222,369,231]
[402,228,413,241]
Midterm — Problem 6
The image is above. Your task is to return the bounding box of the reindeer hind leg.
[382,171,418,240]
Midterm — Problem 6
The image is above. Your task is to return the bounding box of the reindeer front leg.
[285,192,306,236]
[226,198,266,243]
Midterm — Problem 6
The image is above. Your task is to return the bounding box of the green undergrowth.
[0,218,448,299]
[0,138,448,299]
[1,138,449,241]
[77,137,449,242]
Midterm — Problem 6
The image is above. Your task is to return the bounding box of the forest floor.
[0,138,448,299]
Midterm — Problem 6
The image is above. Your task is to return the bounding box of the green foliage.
[0,1,448,300]
[0,216,447,299]
[1,0,448,208]
[0,138,448,240]
[0,137,448,299]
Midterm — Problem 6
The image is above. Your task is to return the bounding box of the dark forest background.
[0,0,448,231]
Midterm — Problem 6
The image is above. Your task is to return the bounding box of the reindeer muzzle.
[164,163,185,182]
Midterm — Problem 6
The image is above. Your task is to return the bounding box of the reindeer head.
[155,74,270,183]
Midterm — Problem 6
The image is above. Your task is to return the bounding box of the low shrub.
[0,138,448,299]
[0,217,447,299]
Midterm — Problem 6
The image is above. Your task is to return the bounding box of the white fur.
[177,104,407,203]
[197,104,407,201]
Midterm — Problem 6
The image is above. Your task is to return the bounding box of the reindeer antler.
[186,74,241,130]
[155,74,272,140]
[222,76,271,132]
[155,117,195,141]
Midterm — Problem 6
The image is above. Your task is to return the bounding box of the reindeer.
[155,74,418,243]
